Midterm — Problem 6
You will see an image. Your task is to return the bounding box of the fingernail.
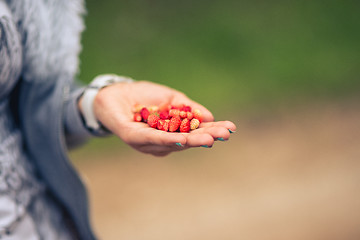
[201,145,210,148]
[217,137,225,141]
[175,143,184,147]
[229,129,235,133]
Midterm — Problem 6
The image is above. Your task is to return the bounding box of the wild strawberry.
[179,111,187,119]
[182,105,192,112]
[180,118,190,133]
[190,118,200,130]
[159,110,170,120]
[187,112,193,120]
[133,104,145,113]
[157,119,165,131]
[148,105,159,113]
[163,120,170,132]
[193,109,203,122]
[147,113,160,128]
[159,103,171,112]
[169,109,180,118]
[169,116,181,132]
[140,107,150,122]
[134,112,142,122]
[172,104,182,110]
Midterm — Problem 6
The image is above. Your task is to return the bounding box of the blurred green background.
[74,2,360,238]
[77,0,360,152]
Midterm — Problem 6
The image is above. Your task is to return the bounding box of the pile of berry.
[133,104,202,133]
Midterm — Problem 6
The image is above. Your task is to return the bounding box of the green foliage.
[79,0,360,114]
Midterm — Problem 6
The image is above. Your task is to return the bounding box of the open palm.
[91,80,236,156]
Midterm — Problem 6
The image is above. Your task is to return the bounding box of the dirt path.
[72,102,360,240]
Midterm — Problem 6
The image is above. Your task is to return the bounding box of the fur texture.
[0,1,22,99]
[5,0,85,83]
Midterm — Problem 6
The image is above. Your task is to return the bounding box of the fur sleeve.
[0,1,22,99]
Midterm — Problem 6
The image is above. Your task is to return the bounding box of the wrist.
[79,74,134,134]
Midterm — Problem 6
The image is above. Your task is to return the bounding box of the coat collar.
[6,0,85,83]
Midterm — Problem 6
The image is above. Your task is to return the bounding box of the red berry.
[159,103,171,112]
[148,105,159,113]
[163,120,170,132]
[157,119,165,130]
[169,116,181,132]
[134,112,142,122]
[169,109,180,117]
[180,118,190,133]
[182,105,192,112]
[171,104,182,110]
[147,114,160,128]
[140,107,150,122]
[179,111,187,119]
[187,112,193,120]
[133,104,145,113]
[134,104,203,132]
[193,109,203,122]
[190,118,200,130]
[159,110,170,120]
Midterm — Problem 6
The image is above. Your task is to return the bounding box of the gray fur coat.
[5,0,85,83]
[1,0,97,239]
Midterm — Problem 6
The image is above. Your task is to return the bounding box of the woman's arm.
[63,85,95,148]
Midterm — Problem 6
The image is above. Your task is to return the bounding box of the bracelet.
[81,74,134,133]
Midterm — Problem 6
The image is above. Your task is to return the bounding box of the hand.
[79,80,236,156]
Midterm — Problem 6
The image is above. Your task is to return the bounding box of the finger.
[184,132,215,148]
[199,120,237,133]
[137,145,171,156]
[137,144,185,156]
[192,126,231,141]
[121,126,187,147]
[138,142,187,152]
[191,102,214,122]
